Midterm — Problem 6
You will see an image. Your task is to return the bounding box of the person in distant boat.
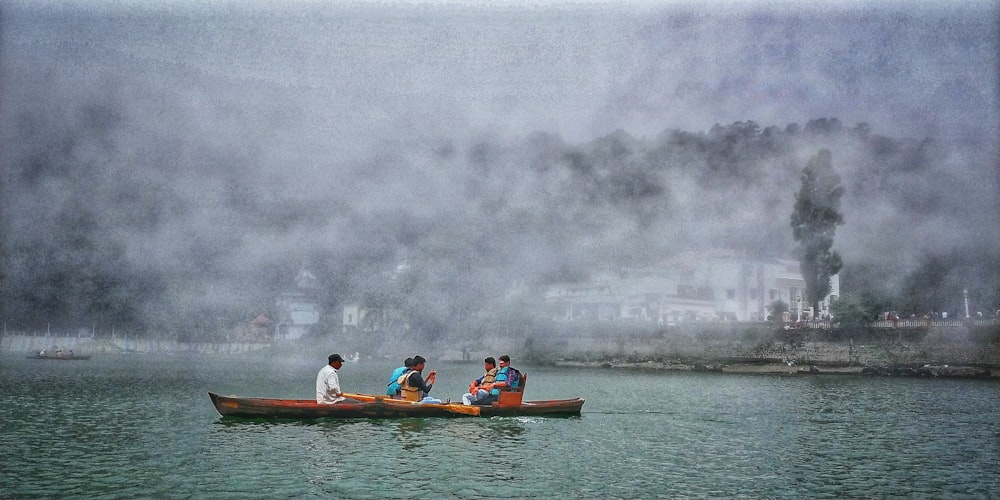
[399,355,440,403]
[462,356,499,405]
[316,353,355,404]
[39,349,46,357]
[386,357,415,399]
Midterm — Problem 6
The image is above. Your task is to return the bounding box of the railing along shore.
[796,318,997,329]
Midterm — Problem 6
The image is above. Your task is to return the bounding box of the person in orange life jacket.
[399,355,441,403]
[462,356,499,405]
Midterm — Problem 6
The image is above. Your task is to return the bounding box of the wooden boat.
[26,352,91,360]
[210,371,583,419]
[207,392,584,419]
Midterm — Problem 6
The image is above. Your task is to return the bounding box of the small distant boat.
[27,351,91,360]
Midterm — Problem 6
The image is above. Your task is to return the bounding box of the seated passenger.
[399,355,440,403]
[489,354,521,398]
[386,357,414,399]
[316,353,348,404]
[461,357,499,405]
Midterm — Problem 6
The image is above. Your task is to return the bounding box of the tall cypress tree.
[791,149,845,314]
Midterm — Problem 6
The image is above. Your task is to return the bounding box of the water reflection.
[483,417,527,440]
[211,416,370,432]
[393,418,430,450]
[382,415,532,450]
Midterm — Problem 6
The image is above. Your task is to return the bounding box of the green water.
[1,352,997,498]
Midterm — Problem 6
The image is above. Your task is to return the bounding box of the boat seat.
[496,373,526,407]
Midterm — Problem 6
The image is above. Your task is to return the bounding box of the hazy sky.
[5,1,996,142]
[1,0,998,325]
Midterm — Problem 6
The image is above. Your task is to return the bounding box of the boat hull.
[208,392,584,419]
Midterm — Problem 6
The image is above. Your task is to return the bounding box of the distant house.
[341,302,408,334]
[229,313,272,341]
[341,262,411,334]
[275,269,321,340]
[250,313,272,339]
[544,250,839,323]
[342,303,362,332]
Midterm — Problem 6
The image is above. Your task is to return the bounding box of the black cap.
[329,353,345,364]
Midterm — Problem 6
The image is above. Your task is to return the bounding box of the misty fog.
[1,1,997,337]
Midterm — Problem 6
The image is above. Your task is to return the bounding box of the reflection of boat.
[27,352,91,360]
[208,392,584,419]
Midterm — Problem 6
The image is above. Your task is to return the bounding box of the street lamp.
[964,289,970,319]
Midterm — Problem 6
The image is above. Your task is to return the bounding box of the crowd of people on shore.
[315,352,521,406]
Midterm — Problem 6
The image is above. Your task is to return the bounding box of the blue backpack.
[386,366,409,396]
[506,367,522,388]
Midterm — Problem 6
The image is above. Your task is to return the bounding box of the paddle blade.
[443,403,481,416]
[342,393,378,402]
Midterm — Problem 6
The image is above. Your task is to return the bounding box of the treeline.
[1,107,996,340]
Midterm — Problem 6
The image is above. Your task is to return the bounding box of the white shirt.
[316,364,345,404]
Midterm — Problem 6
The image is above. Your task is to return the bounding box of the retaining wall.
[516,325,1000,367]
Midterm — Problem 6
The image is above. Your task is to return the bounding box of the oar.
[439,402,481,416]
[342,392,378,402]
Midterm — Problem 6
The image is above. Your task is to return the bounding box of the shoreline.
[552,359,998,379]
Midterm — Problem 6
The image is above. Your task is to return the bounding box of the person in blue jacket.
[488,354,521,398]
[386,358,414,399]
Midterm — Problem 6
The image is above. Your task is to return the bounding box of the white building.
[274,269,321,340]
[544,250,839,323]
[341,262,411,334]
[341,302,408,333]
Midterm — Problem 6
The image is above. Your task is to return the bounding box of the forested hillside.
[2,3,996,339]
[3,112,996,337]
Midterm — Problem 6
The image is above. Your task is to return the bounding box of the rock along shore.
[510,323,1000,380]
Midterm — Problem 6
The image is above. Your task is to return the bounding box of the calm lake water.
[1,351,998,499]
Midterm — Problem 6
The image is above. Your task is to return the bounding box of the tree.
[791,149,845,314]
[767,300,789,324]
[829,294,878,334]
